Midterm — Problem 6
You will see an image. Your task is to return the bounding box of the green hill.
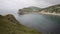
[19,6,41,12]
[0,14,41,34]
[18,6,41,15]
[41,4,60,13]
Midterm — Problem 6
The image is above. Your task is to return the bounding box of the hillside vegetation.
[18,6,41,15]
[41,4,60,13]
[18,4,60,15]
[0,14,41,34]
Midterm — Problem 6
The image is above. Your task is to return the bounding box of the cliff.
[41,4,60,13]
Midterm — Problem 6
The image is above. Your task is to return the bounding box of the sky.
[0,0,60,10]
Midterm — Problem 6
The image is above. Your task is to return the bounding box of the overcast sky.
[0,0,60,10]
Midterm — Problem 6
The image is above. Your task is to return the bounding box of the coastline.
[39,12,60,16]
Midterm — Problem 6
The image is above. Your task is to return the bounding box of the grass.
[0,14,41,34]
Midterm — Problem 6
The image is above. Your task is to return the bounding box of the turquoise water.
[17,13,60,34]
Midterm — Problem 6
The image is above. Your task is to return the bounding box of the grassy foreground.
[0,14,41,34]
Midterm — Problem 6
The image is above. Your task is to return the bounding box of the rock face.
[0,14,41,34]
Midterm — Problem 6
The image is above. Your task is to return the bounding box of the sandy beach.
[39,12,60,16]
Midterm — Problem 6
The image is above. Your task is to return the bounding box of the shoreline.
[39,12,60,16]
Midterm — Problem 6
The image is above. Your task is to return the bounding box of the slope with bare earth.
[39,4,60,16]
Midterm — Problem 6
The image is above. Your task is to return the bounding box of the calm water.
[0,10,60,34]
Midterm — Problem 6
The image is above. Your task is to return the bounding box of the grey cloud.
[0,0,60,10]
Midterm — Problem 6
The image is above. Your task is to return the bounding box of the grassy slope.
[41,4,60,13]
[0,14,41,34]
